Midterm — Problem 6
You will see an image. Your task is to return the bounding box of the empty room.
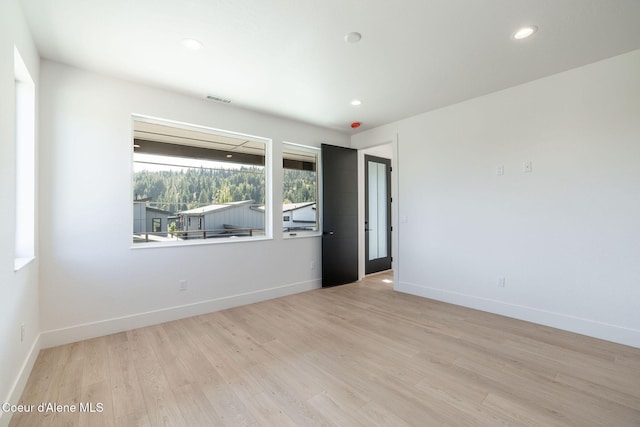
[2,0,640,426]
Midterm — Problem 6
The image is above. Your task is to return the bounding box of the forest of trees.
[133,166,316,213]
[282,169,316,205]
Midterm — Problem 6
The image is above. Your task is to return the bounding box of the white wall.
[0,0,40,425]
[38,60,349,347]
[352,50,640,348]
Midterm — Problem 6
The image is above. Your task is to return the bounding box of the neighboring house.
[283,202,317,231]
[132,198,149,234]
[145,207,172,236]
[177,200,265,237]
[136,199,317,240]
[133,198,173,236]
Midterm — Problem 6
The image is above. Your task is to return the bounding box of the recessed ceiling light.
[513,26,538,40]
[182,38,203,50]
[226,154,233,158]
[344,32,362,44]
[351,99,362,106]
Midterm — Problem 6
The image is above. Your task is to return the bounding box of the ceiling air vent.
[206,95,231,104]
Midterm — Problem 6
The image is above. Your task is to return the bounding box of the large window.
[14,47,35,270]
[132,116,270,245]
[282,143,320,237]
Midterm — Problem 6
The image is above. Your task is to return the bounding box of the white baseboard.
[396,281,640,349]
[0,334,41,427]
[40,279,321,349]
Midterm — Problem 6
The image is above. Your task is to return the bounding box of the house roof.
[178,200,254,215]
[145,207,174,215]
[283,202,316,212]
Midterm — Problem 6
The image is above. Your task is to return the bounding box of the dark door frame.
[365,154,392,275]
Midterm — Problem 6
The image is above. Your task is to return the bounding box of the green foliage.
[134,167,264,212]
[133,166,316,213]
[168,221,177,236]
[282,169,316,204]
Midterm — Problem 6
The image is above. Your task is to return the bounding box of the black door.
[321,144,358,287]
[365,155,392,274]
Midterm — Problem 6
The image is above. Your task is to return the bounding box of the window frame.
[131,114,272,248]
[282,141,321,239]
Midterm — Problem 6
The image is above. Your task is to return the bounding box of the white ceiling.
[19,0,640,133]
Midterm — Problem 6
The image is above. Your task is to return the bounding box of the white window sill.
[131,235,272,250]
[14,256,35,272]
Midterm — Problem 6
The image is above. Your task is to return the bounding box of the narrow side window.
[14,47,36,270]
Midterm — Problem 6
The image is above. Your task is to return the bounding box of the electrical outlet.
[496,165,504,176]
[20,323,25,342]
[498,276,506,288]
[179,280,187,291]
[523,160,533,173]
[310,261,316,270]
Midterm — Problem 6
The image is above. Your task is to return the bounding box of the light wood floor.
[10,271,640,426]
